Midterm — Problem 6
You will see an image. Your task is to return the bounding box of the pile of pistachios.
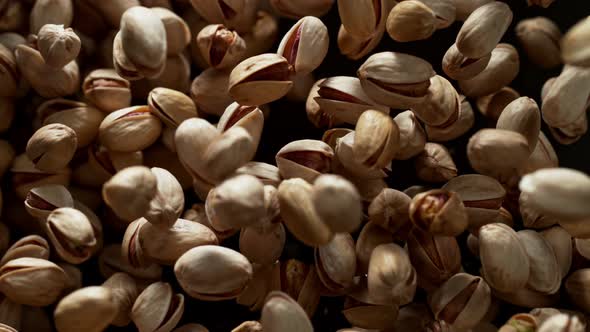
[0,0,590,331]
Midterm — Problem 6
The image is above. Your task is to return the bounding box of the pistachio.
[151,7,190,55]
[538,314,585,332]
[418,0,456,28]
[429,273,492,331]
[235,162,281,187]
[261,291,313,332]
[131,282,184,332]
[190,68,232,116]
[0,257,67,306]
[75,144,143,188]
[217,103,264,151]
[476,87,520,124]
[269,0,334,19]
[239,223,285,266]
[562,16,590,67]
[541,226,572,279]
[37,24,81,68]
[548,113,588,145]
[467,129,530,179]
[82,68,132,113]
[355,222,394,273]
[46,207,97,264]
[496,97,542,152]
[541,65,590,128]
[275,139,333,183]
[516,17,562,69]
[26,124,77,172]
[479,223,530,292]
[335,132,390,179]
[358,52,436,109]
[368,188,411,237]
[98,105,163,152]
[498,313,538,332]
[426,95,475,142]
[393,111,427,160]
[102,166,158,222]
[228,53,293,106]
[30,0,73,34]
[98,244,163,281]
[413,75,460,127]
[520,132,558,175]
[174,245,253,301]
[312,174,362,233]
[277,16,328,75]
[197,24,246,69]
[337,24,384,61]
[442,43,491,81]
[414,143,458,183]
[54,286,118,332]
[315,233,356,292]
[409,189,468,236]
[10,153,72,200]
[456,1,513,59]
[342,295,399,330]
[144,167,184,228]
[122,218,150,269]
[353,110,400,170]
[517,230,561,294]
[238,262,280,312]
[338,0,384,40]
[386,0,437,42]
[102,272,139,327]
[0,235,50,267]
[367,243,417,306]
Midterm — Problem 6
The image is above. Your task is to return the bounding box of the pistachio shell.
[54,286,118,332]
[261,291,313,332]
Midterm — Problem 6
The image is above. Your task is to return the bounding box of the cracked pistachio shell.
[0,44,18,98]
[54,286,118,332]
[102,166,158,221]
[538,314,585,332]
[393,111,426,160]
[30,0,73,33]
[386,0,436,42]
[144,167,184,228]
[566,269,590,313]
[456,1,513,59]
[270,0,334,19]
[499,313,538,332]
[102,272,139,327]
[262,291,313,332]
[151,7,190,55]
[548,113,588,145]
[335,132,389,179]
[562,16,590,67]
[278,16,329,75]
[26,123,77,172]
[10,153,72,200]
[407,229,462,291]
[516,17,562,69]
[426,95,475,142]
[15,44,79,98]
[520,132,558,176]
[355,222,394,274]
[98,244,162,281]
[368,188,411,236]
[479,223,530,292]
[337,23,385,61]
[112,31,152,81]
[122,218,150,269]
[467,129,530,179]
[413,75,460,127]
[278,178,333,246]
[429,273,491,331]
[175,245,253,301]
[358,52,436,109]
[314,233,356,292]
[442,43,491,81]
[120,7,167,75]
[205,174,265,232]
[275,139,333,183]
[131,282,184,332]
[338,0,383,40]
[314,76,389,126]
[217,103,264,148]
[99,105,163,152]
[541,226,572,279]
[46,207,97,264]
[82,69,132,113]
[459,43,520,98]
[37,24,81,68]
[235,162,281,187]
[174,118,216,181]
[517,230,561,294]
[367,243,416,306]
[37,99,104,148]
[541,65,590,128]
[229,53,293,106]
[141,218,218,265]
[312,174,362,233]
[0,235,50,267]
[239,223,285,266]
[476,87,520,124]
[353,110,400,169]
[197,24,246,69]
[0,257,67,306]
[519,168,590,221]
[409,189,468,236]
[497,97,541,152]
[414,143,458,183]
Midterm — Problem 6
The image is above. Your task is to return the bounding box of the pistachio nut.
[229,53,293,106]
[261,291,313,332]
[82,68,132,113]
[46,207,97,264]
[0,235,50,267]
[75,144,143,188]
[335,132,390,179]
[479,223,530,292]
[131,282,184,332]
[338,0,384,40]
[174,245,253,301]
[456,1,513,59]
[520,189,559,229]
[144,167,184,228]
[151,7,190,55]
[0,257,67,306]
[312,174,362,233]
[305,78,334,128]
[314,233,356,292]
[29,0,73,34]
[517,230,561,294]
[197,24,246,69]
[122,218,150,269]
[495,97,541,152]
[275,139,333,183]
[37,24,81,68]
[541,226,572,279]
[386,0,437,42]
[239,223,285,265]
[520,132,558,175]
[548,113,588,145]
[414,143,458,183]
[458,43,520,98]
[98,244,163,281]
[342,294,399,330]
[353,110,400,169]
[54,286,118,332]
[467,129,530,179]
[269,0,334,19]
[314,76,389,126]
[412,75,460,127]
[519,168,590,221]
[393,111,427,160]
[337,23,385,61]
[565,269,590,313]
[277,16,329,75]
[562,16,590,67]
[355,222,394,273]
[442,43,491,81]
[516,17,562,69]
[538,314,585,332]
[499,313,538,332]
[10,153,72,200]
[418,0,456,28]
[73,200,104,255]
[14,44,79,98]
[217,103,264,150]
[367,243,417,306]
[0,44,18,98]
[409,189,468,236]
[426,95,475,142]
[476,87,520,124]
[407,228,462,291]
[238,262,280,312]
[235,162,281,187]
[541,65,590,128]
[98,105,163,152]
[26,123,77,172]
[102,166,158,222]
[102,272,139,327]
[429,273,492,331]
[358,52,436,109]
[368,188,411,237]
